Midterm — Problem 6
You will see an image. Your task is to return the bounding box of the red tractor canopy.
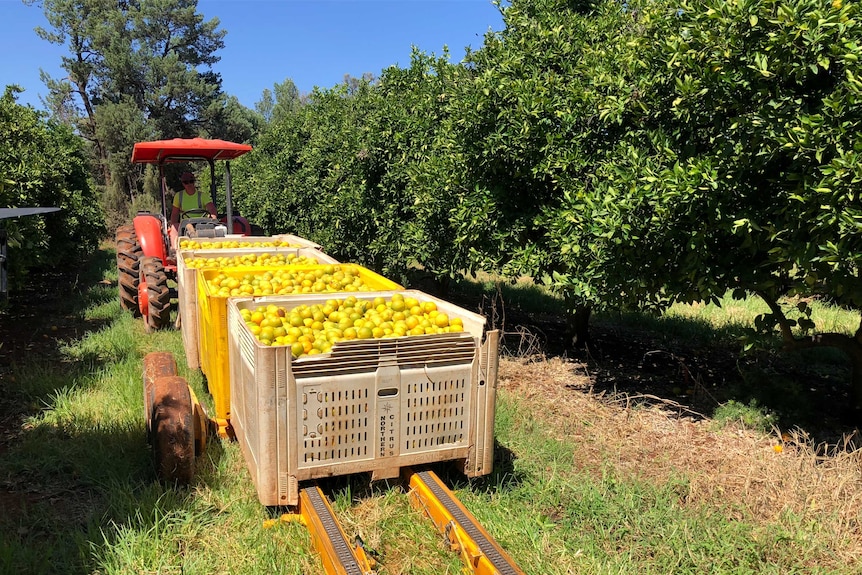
[131,138,252,163]
[131,137,253,242]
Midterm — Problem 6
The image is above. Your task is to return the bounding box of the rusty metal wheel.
[116,225,142,316]
[150,375,195,484]
[139,256,172,332]
[143,352,178,444]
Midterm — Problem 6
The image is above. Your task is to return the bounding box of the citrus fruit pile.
[239,294,465,356]
[206,265,373,297]
[186,252,321,269]
[179,239,299,250]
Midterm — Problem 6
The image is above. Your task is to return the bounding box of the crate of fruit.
[226,290,499,506]
[177,247,338,370]
[196,264,402,428]
[177,234,321,251]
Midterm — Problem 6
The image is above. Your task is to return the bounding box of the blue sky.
[1,0,504,111]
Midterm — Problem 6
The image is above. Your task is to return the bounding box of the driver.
[169,171,217,246]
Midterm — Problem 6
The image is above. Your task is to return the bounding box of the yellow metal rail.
[406,469,525,575]
[286,486,376,575]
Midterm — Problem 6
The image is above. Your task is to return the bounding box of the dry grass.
[499,355,862,567]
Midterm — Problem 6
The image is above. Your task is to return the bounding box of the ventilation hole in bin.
[404,378,468,451]
[301,385,371,465]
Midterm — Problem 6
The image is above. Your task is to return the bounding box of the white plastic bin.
[226,290,499,506]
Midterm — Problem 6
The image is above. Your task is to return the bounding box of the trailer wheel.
[151,376,195,484]
[116,225,142,316]
[139,256,172,332]
[142,352,178,444]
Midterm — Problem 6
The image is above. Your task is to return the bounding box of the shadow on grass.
[0,417,171,574]
[437,275,860,446]
[0,359,230,575]
[0,245,230,574]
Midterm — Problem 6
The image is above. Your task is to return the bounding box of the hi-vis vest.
[173,189,213,213]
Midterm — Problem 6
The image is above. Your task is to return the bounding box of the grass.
[450,275,858,428]
[711,398,778,434]
[0,248,858,573]
[451,273,858,347]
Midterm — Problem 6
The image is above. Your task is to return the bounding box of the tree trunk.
[568,304,593,351]
[757,290,862,422]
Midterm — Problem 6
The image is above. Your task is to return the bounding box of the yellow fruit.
[244,295,469,355]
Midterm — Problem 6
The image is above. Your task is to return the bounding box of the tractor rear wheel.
[150,376,195,484]
[116,225,142,316]
[139,256,172,332]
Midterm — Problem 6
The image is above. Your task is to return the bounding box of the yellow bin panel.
[196,264,402,422]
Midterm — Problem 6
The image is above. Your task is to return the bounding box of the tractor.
[116,138,259,331]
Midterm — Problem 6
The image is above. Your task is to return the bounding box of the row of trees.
[228,0,862,411]
[16,0,862,412]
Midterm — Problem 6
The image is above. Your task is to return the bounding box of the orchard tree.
[0,86,105,283]
[504,0,862,412]
[372,50,476,286]
[445,0,862,415]
[635,0,862,411]
[234,78,391,267]
[233,56,467,284]
[255,78,303,125]
[24,0,242,225]
[442,0,617,341]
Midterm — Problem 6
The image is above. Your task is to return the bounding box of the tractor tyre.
[116,225,142,317]
[150,376,195,484]
[142,352,178,444]
[139,256,172,332]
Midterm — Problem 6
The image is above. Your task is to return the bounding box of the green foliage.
[203,93,263,144]
[255,78,303,125]
[233,56,471,282]
[523,0,862,318]
[712,399,777,434]
[0,87,105,282]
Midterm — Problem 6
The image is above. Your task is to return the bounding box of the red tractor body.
[116,138,255,331]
